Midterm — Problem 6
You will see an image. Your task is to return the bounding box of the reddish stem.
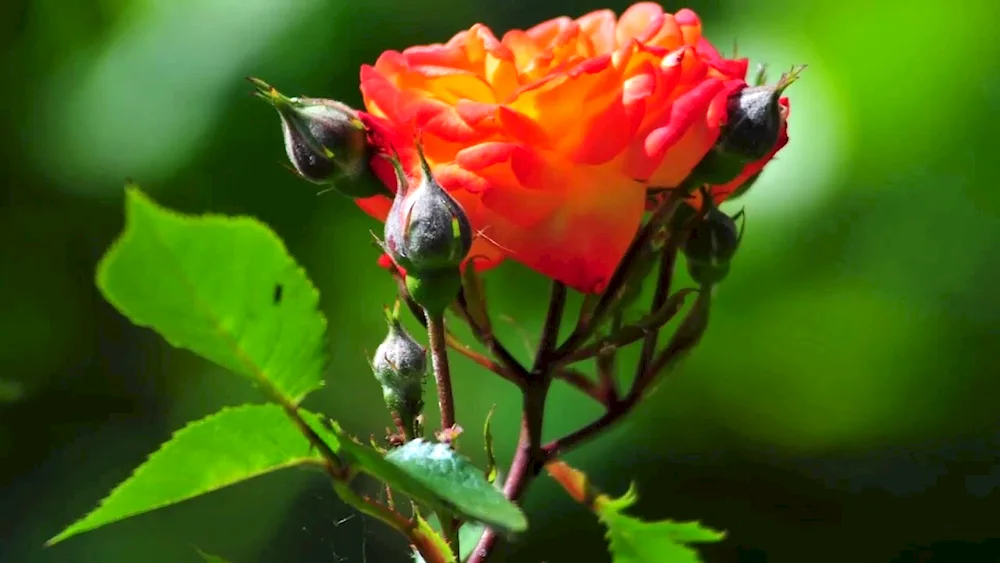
[426,312,456,432]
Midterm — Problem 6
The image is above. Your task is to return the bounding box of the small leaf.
[597,486,725,563]
[48,404,336,545]
[413,516,485,563]
[97,188,327,405]
[385,439,527,533]
[482,405,497,484]
[547,461,724,563]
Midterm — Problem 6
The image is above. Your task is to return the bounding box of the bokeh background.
[2,0,999,561]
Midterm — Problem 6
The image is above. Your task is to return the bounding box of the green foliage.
[47,404,336,545]
[54,188,524,558]
[482,405,497,484]
[596,486,725,563]
[385,439,527,533]
[96,188,327,405]
[547,461,723,562]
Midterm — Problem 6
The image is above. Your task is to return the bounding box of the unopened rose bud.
[683,202,743,286]
[688,66,803,186]
[382,139,472,315]
[371,303,426,438]
[717,86,784,161]
[383,142,472,272]
[719,66,803,160]
[249,77,386,198]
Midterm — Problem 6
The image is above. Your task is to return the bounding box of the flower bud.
[688,66,802,186]
[249,77,387,198]
[381,139,472,315]
[383,141,473,273]
[683,200,743,286]
[371,303,427,437]
[717,86,784,161]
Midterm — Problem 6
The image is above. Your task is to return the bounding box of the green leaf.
[546,461,724,563]
[48,404,335,545]
[597,486,725,563]
[385,439,526,533]
[482,405,497,484]
[97,187,326,405]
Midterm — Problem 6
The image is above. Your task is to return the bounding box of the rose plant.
[48,4,801,562]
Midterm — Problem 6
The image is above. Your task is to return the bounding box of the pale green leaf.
[597,486,725,563]
[482,405,497,484]
[97,187,327,404]
[48,404,336,545]
[385,439,527,533]
[547,461,724,563]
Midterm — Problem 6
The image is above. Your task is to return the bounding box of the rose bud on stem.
[370,301,427,442]
[683,191,746,288]
[381,136,472,434]
[380,137,473,556]
[689,65,804,187]
[247,77,389,198]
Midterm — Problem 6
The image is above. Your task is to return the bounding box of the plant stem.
[543,289,713,460]
[457,289,531,384]
[636,247,677,378]
[468,282,564,563]
[532,281,567,373]
[425,311,457,432]
[333,481,451,563]
[467,384,548,563]
[554,367,608,406]
[444,332,520,385]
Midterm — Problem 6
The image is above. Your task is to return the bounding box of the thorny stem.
[424,309,462,556]
[469,282,564,563]
[332,481,450,563]
[425,311,457,433]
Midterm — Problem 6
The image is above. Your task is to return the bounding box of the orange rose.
[356,3,788,293]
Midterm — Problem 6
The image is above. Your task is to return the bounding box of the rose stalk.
[252,3,798,561]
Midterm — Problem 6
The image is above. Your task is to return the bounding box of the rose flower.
[356,2,790,293]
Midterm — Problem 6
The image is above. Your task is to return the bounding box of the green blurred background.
[2,0,999,561]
